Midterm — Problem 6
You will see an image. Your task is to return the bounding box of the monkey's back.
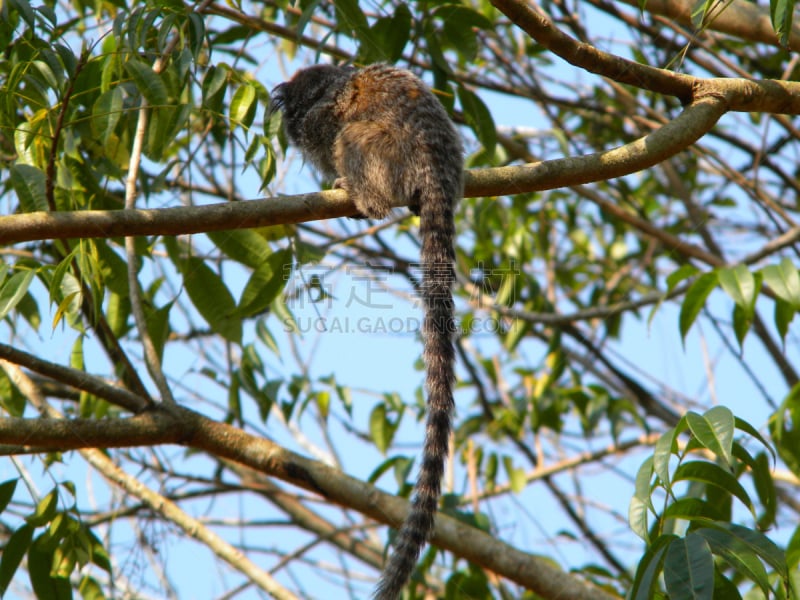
[331,65,463,214]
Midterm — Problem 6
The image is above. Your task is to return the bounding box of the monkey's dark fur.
[271,64,463,599]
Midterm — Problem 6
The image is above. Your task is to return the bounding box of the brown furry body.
[271,64,463,599]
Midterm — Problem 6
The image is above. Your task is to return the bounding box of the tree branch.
[0,407,618,599]
[0,95,726,248]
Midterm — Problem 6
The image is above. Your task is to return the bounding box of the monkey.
[270,63,463,599]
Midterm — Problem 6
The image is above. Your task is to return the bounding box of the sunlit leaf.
[0,270,35,321]
[762,258,800,307]
[685,406,734,468]
[230,83,257,128]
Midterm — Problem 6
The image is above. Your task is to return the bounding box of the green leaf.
[719,264,755,308]
[663,533,714,599]
[26,489,58,527]
[630,534,676,600]
[762,257,800,307]
[125,59,168,106]
[91,87,123,146]
[78,575,104,600]
[457,85,496,157]
[145,301,172,363]
[788,526,800,569]
[0,479,17,514]
[11,0,37,29]
[0,270,35,321]
[630,456,654,541]
[628,495,650,543]
[711,569,742,600]
[28,535,72,600]
[679,271,718,342]
[207,229,272,269]
[711,522,787,577]
[685,406,734,468]
[502,315,531,352]
[367,455,409,484]
[85,529,111,573]
[146,103,189,161]
[181,257,242,345]
[0,524,33,596]
[334,0,371,44]
[662,498,726,522]
[667,264,699,293]
[369,403,393,454]
[770,0,794,47]
[31,59,60,92]
[653,429,677,488]
[751,451,777,529]
[733,416,774,461]
[202,64,228,113]
[10,164,48,212]
[672,461,754,516]
[238,249,292,318]
[364,4,411,63]
[773,297,795,342]
[502,456,526,493]
[230,83,257,128]
[434,6,491,61]
[731,302,753,348]
[695,527,773,597]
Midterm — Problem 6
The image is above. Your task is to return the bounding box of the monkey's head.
[270,64,353,145]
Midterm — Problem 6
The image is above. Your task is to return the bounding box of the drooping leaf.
[770,0,794,47]
[181,257,242,345]
[0,270,35,321]
[457,85,496,157]
[666,264,699,293]
[0,479,17,514]
[630,534,676,600]
[695,526,774,597]
[0,524,33,596]
[679,271,718,342]
[26,489,58,527]
[369,402,393,454]
[10,164,47,212]
[230,82,257,129]
[91,87,123,147]
[672,461,754,517]
[358,3,411,63]
[663,533,714,600]
[28,535,72,600]
[207,229,272,269]
[202,64,228,114]
[653,429,677,489]
[238,248,292,318]
[125,58,168,106]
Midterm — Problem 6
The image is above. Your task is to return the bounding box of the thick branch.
[617,0,800,52]
[0,343,149,413]
[491,0,800,113]
[0,97,724,247]
[490,0,696,100]
[0,410,617,600]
